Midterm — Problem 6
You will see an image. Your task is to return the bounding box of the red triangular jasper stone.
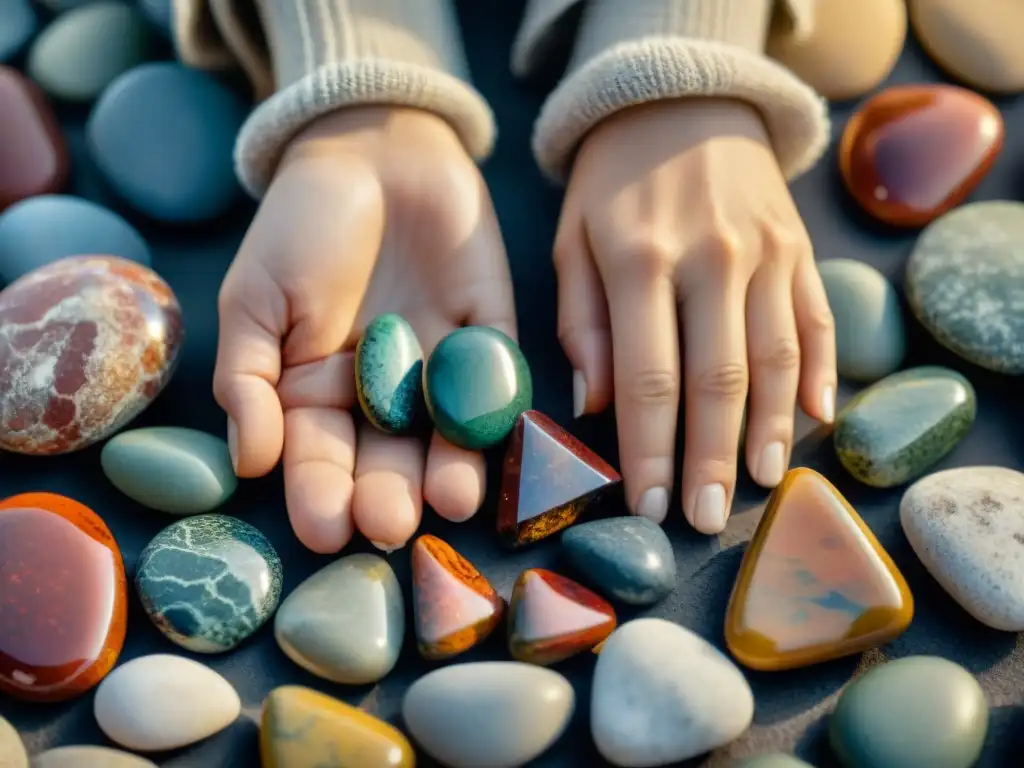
[508,568,616,665]
[411,534,505,661]
[497,410,620,547]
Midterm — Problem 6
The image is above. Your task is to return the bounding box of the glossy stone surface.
[0,714,27,768]
[839,85,1003,227]
[0,492,126,702]
[733,756,815,768]
[101,427,237,514]
[508,568,616,665]
[86,63,246,222]
[901,466,1024,631]
[138,0,173,36]
[424,325,532,449]
[261,686,414,768]
[829,656,988,768]
[906,201,1024,374]
[725,468,913,671]
[135,514,283,653]
[0,67,67,212]
[498,410,621,547]
[0,256,183,454]
[833,366,976,488]
[0,0,37,63]
[819,259,906,382]
[28,2,155,103]
[32,747,157,768]
[561,516,676,605]
[274,554,403,684]
[403,662,574,768]
[356,313,424,434]
[411,534,503,660]
[592,618,755,766]
[93,654,241,752]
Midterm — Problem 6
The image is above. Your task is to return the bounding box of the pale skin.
[214,98,837,554]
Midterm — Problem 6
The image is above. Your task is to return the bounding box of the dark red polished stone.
[0,255,184,454]
[498,410,620,547]
[0,66,68,211]
[0,492,127,702]
[839,84,1003,227]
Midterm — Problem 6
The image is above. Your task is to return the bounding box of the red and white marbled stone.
[0,255,183,454]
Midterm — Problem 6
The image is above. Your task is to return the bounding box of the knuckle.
[761,222,810,262]
[625,368,679,405]
[692,362,748,400]
[694,229,747,279]
[752,338,801,371]
[615,237,677,280]
[806,307,836,336]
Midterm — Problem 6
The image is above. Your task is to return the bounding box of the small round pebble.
[356,313,424,434]
[732,756,815,768]
[0,713,27,768]
[138,0,173,36]
[32,746,157,768]
[0,0,37,63]
[819,259,905,382]
[829,656,988,768]
[87,63,246,222]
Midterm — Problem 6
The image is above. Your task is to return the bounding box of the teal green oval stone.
[424,326,532,450]
[101,427,237,514]
[829,656,988,768]
[833,366,975,488]
[732,756,815,768]
[135,514,283,653]
[355,313,424,434]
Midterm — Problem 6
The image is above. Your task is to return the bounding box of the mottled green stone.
[829,656,988,768]
[135,514,283,653]
[355,313,424,434]
[732,756,814,768]
[833,366,975,488]
[424,326,533,450]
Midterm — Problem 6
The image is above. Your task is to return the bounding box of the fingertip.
[226,378,284,477]
[424,433,485,522]
[352,471,422,549]
[286,471,355,554]
[565,330,613,417]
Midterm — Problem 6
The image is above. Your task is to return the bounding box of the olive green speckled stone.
[355,313,424,434]
[732,756,814,768]
[833,366,975,488]
[424,326,532,450]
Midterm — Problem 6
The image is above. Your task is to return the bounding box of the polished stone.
[733,756,815,768]
[424,325,532,450]
[0,492,126,702]
[838,85,1002,227]
[101,427,237,514]
[561,516,676,605]
[411,534,503,660]
[508,568,616,665]
[86,63,246,222]
[906,201,1024,374]
[833,366,976,488]
[0,0,37,63]
[498,410,621,547]
[829,656,988,768]
[819,259,906,382]
[138,0,173,36]
[32,747,156,768]
[0,255,183,454]
[725,468,913,671]
[261,686,414,768]
[0,713,27,768]
[592,618,755,766]
[356,313,424,434]
[403,662,574,768]
[135,514,283,653]
[93,654,241,752]
[901,466,1024,631]
[274,554,403,684]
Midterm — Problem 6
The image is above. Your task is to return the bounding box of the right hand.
[214,106,516,554]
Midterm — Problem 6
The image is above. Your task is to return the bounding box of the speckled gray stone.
[901,466,1024,631]
[732,756,814,768]
[0,713,27,768]
[0,0,37,63]
[907,201,1024,374]
[32,746,156,768]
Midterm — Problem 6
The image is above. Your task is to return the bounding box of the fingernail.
[370,540,403,553]
[572,370,587,419]
[822,385,835,424]
[637,486,669,524]
[757,441,786,487]
[694,483,727,534]
[227,418,238,474]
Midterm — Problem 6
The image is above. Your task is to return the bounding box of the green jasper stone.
[833,366,975,488]
[101,426,237,514]
[355,313,424,434]
[732,756,815,768]
[424,326,533,450]
[829,656,988,768]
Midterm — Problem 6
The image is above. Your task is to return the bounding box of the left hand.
[554,98,837,534]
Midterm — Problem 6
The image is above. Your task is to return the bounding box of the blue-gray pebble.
[135,514,283,653]
[356,313,424,434]
[0,195,150,284]
[101,427,237,514]
[138,0,173,36]
[561,516,676,605]
[0,0,38,63]
[87,63,246,222]
[829,656,988,768]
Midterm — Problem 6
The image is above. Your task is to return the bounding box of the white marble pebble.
[0,713,27,768]
[93,654,241,752]
[901,466,1024,631]
[591,618,754,767]
[31,746,157,767]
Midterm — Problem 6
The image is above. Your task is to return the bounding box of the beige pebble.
[767,0,906,101]
[0,715,27,768]
[31,746,157,768]
[909,0,1024,93]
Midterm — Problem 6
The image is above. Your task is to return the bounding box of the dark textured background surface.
[3,3,1024,766]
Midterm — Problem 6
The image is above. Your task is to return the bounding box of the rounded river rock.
[356,313,424,434]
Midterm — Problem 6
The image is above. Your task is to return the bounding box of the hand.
[214,107,515,553]
[555,98,836,534]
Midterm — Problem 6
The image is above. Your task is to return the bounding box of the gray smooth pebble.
[0,0,38,63]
